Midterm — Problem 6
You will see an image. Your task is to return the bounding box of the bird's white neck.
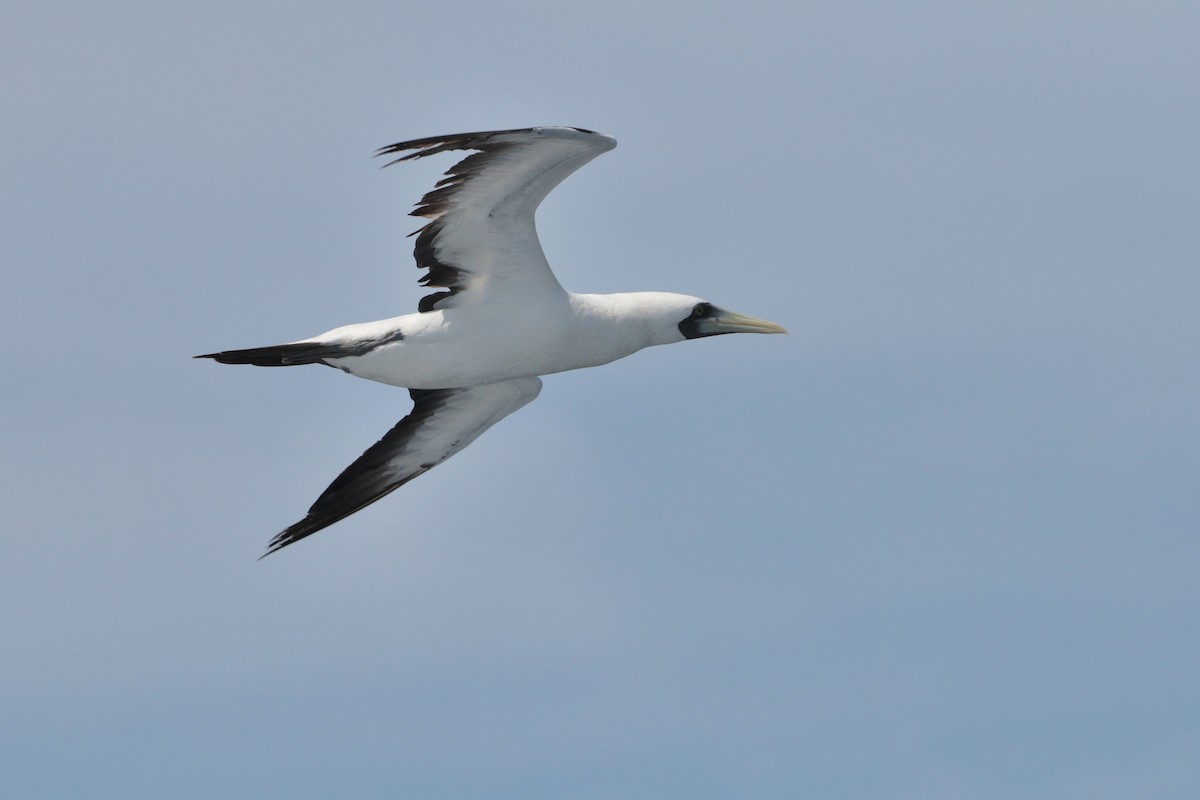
[569,291,699,349]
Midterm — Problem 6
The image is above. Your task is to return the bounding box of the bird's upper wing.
[263,377,542,556]
[376,126,616,312]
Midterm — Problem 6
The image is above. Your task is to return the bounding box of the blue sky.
[2,2,1197,798]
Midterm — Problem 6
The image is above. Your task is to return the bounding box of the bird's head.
[675,298,788,340]
[615,292,787,346]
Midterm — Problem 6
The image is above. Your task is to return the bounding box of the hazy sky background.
[2,2,1197,798]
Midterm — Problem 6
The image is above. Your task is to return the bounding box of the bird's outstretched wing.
[376,126,616,312]
[263,377,542,556]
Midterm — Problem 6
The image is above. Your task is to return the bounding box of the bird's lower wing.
[263,377,543,556]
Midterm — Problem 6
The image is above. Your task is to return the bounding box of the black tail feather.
[194,342,343,367]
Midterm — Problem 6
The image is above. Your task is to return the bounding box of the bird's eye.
[692,303,707,317]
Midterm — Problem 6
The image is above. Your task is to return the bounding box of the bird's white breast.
[326,293,654,390]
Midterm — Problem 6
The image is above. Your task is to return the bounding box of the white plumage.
[198,127,785,555]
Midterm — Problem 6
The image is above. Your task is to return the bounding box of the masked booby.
[198,126,785,556]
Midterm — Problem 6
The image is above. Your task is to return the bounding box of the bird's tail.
[194,342,346,367]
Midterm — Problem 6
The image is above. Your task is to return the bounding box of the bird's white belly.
[328,308,637,390]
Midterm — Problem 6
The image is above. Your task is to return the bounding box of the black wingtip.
[373,126,607,169]
[260,527,303,559]
[373,127,524,169]
[258,514,328,559]
[258,531,299,560]
[257,541,291,560]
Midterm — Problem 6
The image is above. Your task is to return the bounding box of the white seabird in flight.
[198,126,785,556]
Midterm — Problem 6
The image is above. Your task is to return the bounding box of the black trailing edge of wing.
[259,388,456,558]
[374,127,600,314]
